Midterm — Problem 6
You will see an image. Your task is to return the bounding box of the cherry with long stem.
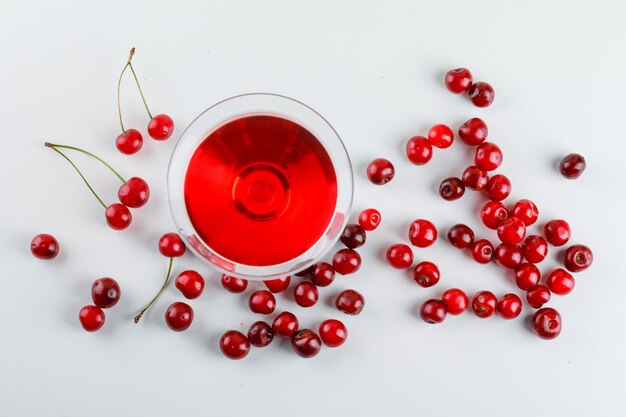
[133,257,173,323]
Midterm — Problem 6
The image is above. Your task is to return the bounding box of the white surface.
[1,1,625,416]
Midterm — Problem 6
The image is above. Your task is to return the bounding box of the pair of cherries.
[79,277,121,332]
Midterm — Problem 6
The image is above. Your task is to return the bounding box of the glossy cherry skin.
[294,282,319,307]
[533,308,562,339]
[165,302,194,331]
[406,136,433,165]
[409,219,437,247]
[462,166,489,191]
[445,68,473,94]
[158,233,186,257]
[115,128,143,155]
[512,199,538,226]
[439,177,465,201]
[481,201,509,229]
[497,294,522,319]
[441,288,468,315]
[471,239,494,264]
[468,82,495,107]
[319,319,348,347]
[263,276,291,293]
[91,277,121,308]
[272,311,299,337]
[340,223,367,249]
[175,270,205,299]
[79,305,105,331]
[412,261,440,288]
[428,124,454,148]
[386,244,414,269]
[447,224,474,249]
[522,235,549,263]
[332,248,361,275]
[526,284,551,309]
[147,114,174,140]
[336,289,365,315]
[485,174,511,201]
[475,142,503,171]
[458,117,488,146]
[544,220,571,247]
[105,203,132,230]
[358,208,381,231]
[420,299,447,324]
[30,234,59,260]
[366,158,395,185]
[472,291,497,318]
[564,244,593,272]
[291,329,322,358]
[248,290,276,314]
[559,153,586,179]
[494,244,523,269]
[118,177,150,208]
[309,262,335,287]
[247,321,274,347]
[221,275,248,293]
[546,268,575,295]
[220,330,250,360]
[514,263,541,290]
[497,217,526,245]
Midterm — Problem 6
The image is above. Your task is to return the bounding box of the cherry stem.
[133,257,174,323]
[128,61,153,120]
[45,142,126,183]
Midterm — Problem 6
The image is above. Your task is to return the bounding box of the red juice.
[184,114,338,266]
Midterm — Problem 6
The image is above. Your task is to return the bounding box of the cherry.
[158,233,186,257]
[458,117,488,146]
[532,308,562,339]
[439,177,465,201]
[30,233,59,260]
[319,319,348,348]
[521,235,548,263]
[221,275,248,293]
[497,217,526,245]
[220,330,250,360]
[175,270,205,299]
[462,166,489,191]
[79,305,105,332]
[544,219,571,247]
[497,294,522,319]
[471,239,494,264]
[514,263,540,290]
[564,244,593,272]
[494,243,523,269]
[485,174,511,201]
[332,248,361,275]
[340,223,367,249]
[91,277,121,308]
[420,299,447,324]
[406,136,433,165]
[264,276,291,293]
[118,177,150,208]
[385,244,414,269]
[447,224,475,249]
[248,290,276,314]
[164,302,194,331]
[526,284,551,309]
[309,262,335,287]
[481,201,509,229]
[272,312,300,337]
[335,289,365,315]
[105,203,132,230]
[409,219,438,247]
[294,282,319,307]
[148,114,175,141]
[248,321,274,347]
[358,208,381,231]
[445,68,473,94]
[441,288,468,315]
[475,142,503,171]
[428,124,454,148]
[412,261,440,287]
[512,199,539,226]
[366,158,395,185]
[471,291,497,318]
[115,129,143,155]
[559,153,586,179]
[468,82,495,107]
[291,329,322,358]
[546,268,575,295]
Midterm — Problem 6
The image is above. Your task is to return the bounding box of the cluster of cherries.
[78,278,121,331]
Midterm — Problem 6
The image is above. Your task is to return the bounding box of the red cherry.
[412,261,440,288]
[366,158,395,185]
[546,268,575,295]
[91,277,121,308]
[458,117,488,146]
[175,270,205,299]
[559,153,586,179]
[514,263,541,291]
[294,282,319,307]
[220,330,250,360]
[340,223,367,249]
[309,262,335,287]
[468,82,495,107]
[471,239,494,264]
[512,199,539,226]
[115,129,143,155]
[481,201,509,229]
[406,136,433,165]
[497,293,522,319]
[164,302,193,331]
[147,114,174,140]
[471,291,497,318]
[408,219,437,247]
[439,177,465,201]
[420,299,447,324]
[475,142,503,171]
[544,219,571,247]
[79,305,105,332]
[441,288,468,315]
[428,124,454,148]
[485,174,511,201]
[526,284,551,309]
[221,275,248,293]
[264,276,291,293]
[319,319,348,348]
[335,289,364,315]
[564,244,593,272]
[358,208,381,231]
[532,308,562,339]
[104,203,132,230]
[158,233,186,257]
[248,321,274,347]
[522,235,549,263]
[445,68,473,94]
[497,217,526,245]
[30,233,59,260]
[272,311,300,337]
[447,224,475,249]
[385,244,414,269]
[118,177,150,208]
[494,243,523,269]
[291,329,322,358]
[332,248,361,275]
[462,166,489,191]
[248,290,276,314]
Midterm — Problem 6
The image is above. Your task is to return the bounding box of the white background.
[1,1,625,416]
